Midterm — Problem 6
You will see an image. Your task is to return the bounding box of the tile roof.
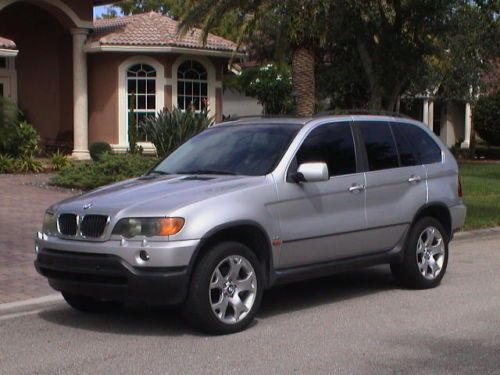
[91,12,238,53]
[0,36,16,50]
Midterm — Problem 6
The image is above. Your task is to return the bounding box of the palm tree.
[180,0,333,116]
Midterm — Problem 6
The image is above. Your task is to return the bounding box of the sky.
[93,5,122,19]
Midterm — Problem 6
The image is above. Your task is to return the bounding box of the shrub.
[141,107,213,158]
[15,156,43,173]
[50,150,71,171]
[0,120,40,158]
[225,63,293,115]
[89,141,112,161]
[473,91,500,146]
[0,97,23,154]
[0,154,16,173]
[49,153,158,190]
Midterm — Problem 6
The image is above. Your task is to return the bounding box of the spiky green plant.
[141,107,213,157]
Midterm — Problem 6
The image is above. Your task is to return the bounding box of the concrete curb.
[0,294,64,318]
[454,226,500,241]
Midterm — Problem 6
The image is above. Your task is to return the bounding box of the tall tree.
[180,0,334,116]
[324,0,500,111]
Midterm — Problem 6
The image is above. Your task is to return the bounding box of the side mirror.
[296,162,329,183]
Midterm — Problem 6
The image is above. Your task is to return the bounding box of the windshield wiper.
[176,170,238,176]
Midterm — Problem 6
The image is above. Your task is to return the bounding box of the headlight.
[42,211,57,235]
[112,217,185,238]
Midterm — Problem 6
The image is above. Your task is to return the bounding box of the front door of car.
[356,121,427,253]
[274,121,368,269]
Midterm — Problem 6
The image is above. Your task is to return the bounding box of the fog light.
[35,245,39,254]
[139,250,150,262]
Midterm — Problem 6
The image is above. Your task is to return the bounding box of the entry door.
[274,121,368,269]
[357,121,427,252]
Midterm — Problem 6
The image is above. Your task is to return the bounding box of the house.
[0,1,242,158]
[399,95,473,148]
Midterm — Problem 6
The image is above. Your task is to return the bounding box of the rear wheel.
[62,292,122,313]
[184,241,264,334]
[391,217,449,289]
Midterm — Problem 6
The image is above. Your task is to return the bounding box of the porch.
[0,0,105,160]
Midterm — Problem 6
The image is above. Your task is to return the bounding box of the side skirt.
[270,239,406,287]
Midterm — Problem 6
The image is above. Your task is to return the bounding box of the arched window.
[127,63,156,141]
[177,60,208,111]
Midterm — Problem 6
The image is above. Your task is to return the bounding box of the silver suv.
[35,115,466,334]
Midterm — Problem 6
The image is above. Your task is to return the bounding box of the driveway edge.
[0,294,64,318]
[454,226,500,241]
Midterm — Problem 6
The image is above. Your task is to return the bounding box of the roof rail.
[314,109,411,119]
[221,114,304,123]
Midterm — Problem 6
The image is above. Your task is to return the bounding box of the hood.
[52,174,266,218]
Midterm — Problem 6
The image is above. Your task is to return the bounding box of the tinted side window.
[296,122,356,177]
[398,124,442,164]
[359,122,399,171]
[392,125,419,166]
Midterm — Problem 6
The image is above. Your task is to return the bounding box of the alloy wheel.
[209,255,257,324]
[416,226,445,280]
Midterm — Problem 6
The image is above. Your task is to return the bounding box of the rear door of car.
[274,121,368,268]
[355,119,427,253]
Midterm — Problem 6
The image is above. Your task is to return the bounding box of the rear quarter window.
[397,123,442,164]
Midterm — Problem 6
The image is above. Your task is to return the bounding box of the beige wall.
[0,2,73,143]
[87,52,228,145]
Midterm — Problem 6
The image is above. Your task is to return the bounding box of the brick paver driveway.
[0,174,76,303]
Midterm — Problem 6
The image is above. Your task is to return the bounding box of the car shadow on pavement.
[38,265,396,336]
[258,265,396,318]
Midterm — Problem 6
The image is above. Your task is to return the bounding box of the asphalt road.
[0,233,499,374]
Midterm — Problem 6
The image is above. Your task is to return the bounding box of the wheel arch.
[412,202,452,239]
[186,221,274,289]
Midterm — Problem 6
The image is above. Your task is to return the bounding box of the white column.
[422,99,429,127]
[461,102,472,149]
[428,100,434,132]
[71,28,90,160]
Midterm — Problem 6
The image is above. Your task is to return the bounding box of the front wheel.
[391,217,449,289]
[184,242,264,334]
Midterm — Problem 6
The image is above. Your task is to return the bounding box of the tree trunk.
[292,47,315,116]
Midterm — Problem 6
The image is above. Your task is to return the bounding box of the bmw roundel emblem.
[83,203,93,210]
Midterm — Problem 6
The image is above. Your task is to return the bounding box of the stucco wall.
[0,3,73,142]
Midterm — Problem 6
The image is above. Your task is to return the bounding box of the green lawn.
[460,163,500,230]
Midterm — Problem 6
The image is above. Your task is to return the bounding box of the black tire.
[62,292,122,313]
[184,241,264,335]
[391,217,449,289]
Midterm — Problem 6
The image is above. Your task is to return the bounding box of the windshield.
[151,123,301,176]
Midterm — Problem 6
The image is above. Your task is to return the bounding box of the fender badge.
[83,203,93,210]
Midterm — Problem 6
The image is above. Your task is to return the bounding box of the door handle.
[348,184,366,193]
[408,175,422,183]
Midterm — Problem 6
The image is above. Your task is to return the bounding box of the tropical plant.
[89,141,112,162]
[141,107,213,157]
[50,153,159,190]
[0,154,16,174]
[15,156,43,173]
[473,91,500,147]
[50,150,71,171]
[226,63,293,114]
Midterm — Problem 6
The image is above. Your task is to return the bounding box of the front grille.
[58,214,77,236]
[80,215,108,238]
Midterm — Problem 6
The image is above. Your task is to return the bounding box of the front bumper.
[34,234,200,305]
[35,248,189,304]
